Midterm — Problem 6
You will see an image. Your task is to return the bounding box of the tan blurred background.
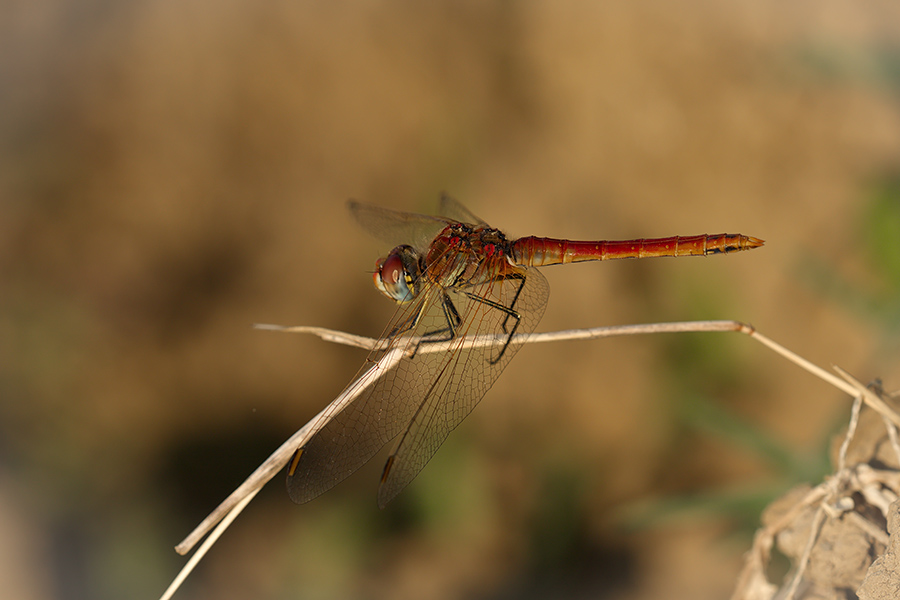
[2,1,900,599]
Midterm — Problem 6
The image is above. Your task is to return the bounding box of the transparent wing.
[376,266,548,507]
[286,264,549,506]
[348,200,453,250]
[285,288,441,504]
[438,193,488,226]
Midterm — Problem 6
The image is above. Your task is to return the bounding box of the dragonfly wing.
[285,364,400,503]
[287,274,504,504]
[376,266,550,507]
[286,294,437,503]
[438,193,489,227]
[348,200,451,250]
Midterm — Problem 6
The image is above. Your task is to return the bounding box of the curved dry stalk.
[833,367,900,429]
[161,319,880,600]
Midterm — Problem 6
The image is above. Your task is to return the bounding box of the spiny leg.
[497,272,527,334]
[463,274,526,364]
[409,292,462,359]
[386,301,427,339]
[493,271,528,363]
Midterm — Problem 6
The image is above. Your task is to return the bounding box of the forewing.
[285,288,444,504]
[376,266,549,507]
[348,200,451,250]
[438,193,489,226]
[287,264,550,506]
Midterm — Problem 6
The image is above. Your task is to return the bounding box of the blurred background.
[2,1,900,599]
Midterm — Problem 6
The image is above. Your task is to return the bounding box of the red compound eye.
[373,247,417,302]
[380,254,403,285]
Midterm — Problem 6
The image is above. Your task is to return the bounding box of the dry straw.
[160,320,897,600]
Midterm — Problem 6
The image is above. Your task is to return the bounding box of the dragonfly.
[287,195,763,508]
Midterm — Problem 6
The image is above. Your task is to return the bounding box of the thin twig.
[163,320,891,600]
[833,367,900,429]
[160,488,259,600]
[837,393,864,473]
[784,505,827,600]
[886,421,900,465]
[256,320,860,396]
[174,348,406,555]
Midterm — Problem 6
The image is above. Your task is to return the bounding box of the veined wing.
[437,193,489,227]
[348,200,453,251]
[376,265,549,507]
[284,284,440,504]
[286,265,549,506]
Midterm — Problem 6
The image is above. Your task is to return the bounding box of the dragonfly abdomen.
[511,234,764,267]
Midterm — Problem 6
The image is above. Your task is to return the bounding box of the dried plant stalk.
[160,320,884,600]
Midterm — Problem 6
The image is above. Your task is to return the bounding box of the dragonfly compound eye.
[374,245,419,303]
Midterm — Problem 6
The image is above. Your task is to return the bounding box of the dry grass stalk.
[160,320,886,600]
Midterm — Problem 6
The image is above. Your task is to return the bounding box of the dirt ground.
[2,1,900,599]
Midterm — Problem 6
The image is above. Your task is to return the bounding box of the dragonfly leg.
[497,272,527,335]
[408,292,462,359]
[386,305,425,339]
[463,279,525,365]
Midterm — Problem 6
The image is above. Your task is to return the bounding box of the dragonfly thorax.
[422,224,516,289]
[374,245,422,303]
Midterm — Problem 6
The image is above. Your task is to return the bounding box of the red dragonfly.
[287,196,763,507]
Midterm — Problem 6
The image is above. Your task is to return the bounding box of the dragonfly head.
[374,245,421,303]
